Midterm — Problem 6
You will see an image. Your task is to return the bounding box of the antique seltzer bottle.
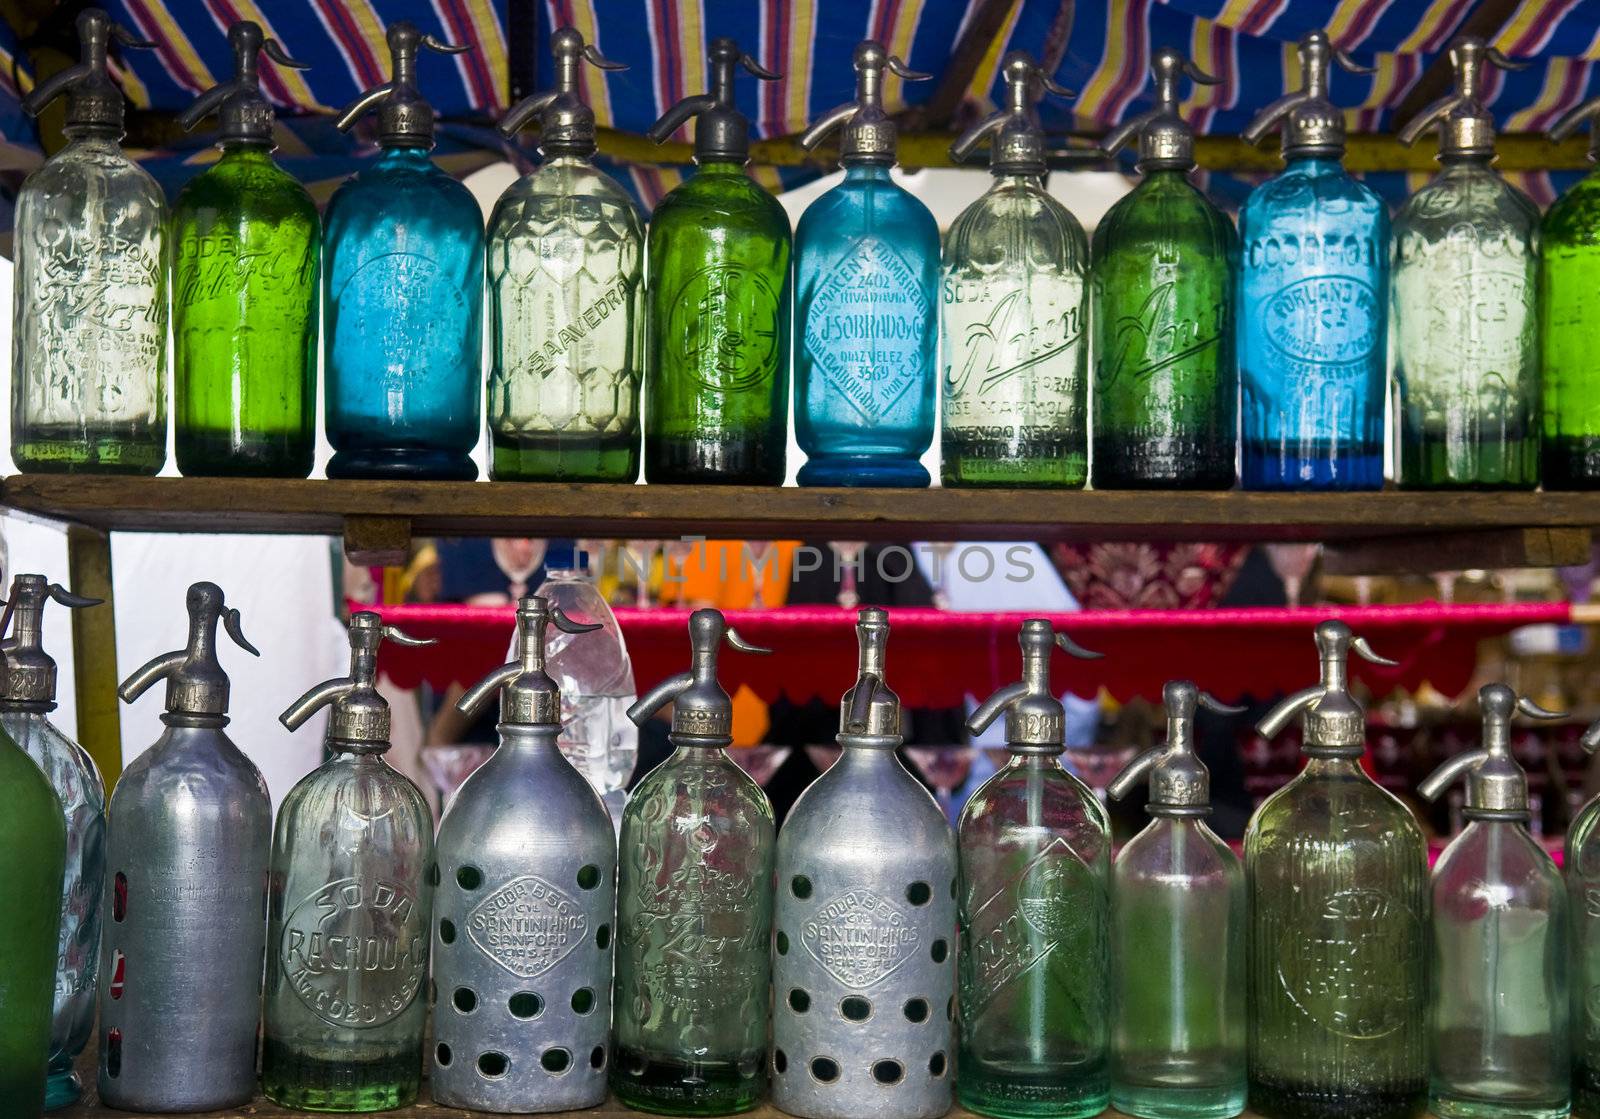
[772,608,955,1119]
[1542,94,1600,488]
[1247,622,1428,1119]
[943,52,1086,488]
[793,42,938,487]
[431,596,616,1111]
[613,609,776,1114]
[323,22,483,480]
[0,576,104,1108]
[11,8,165,474]
[1419,685,1567,1119]
[99,582,269,1111]
[1395,38,1539,489]
[957,620,1110,1119]
[263,614,437,1112]
[491,29,643,481]
[1239,31,1388,491]
[1560,711,1600,1116]
[1107,681,1247,1119]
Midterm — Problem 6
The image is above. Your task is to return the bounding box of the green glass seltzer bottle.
[612,610,775,1115]
[957,620,1110,1119]
[1092,48,1237,490]
[643,39,790,485]
[171,21,318,477]
[1247,622,1428,1119]
[1541,90,1600,488]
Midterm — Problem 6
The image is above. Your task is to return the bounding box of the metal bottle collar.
[839,606,902,746]
[335,21,467,149]
[628,608,769,746]
[499,27,625,158]
[1422,683,1561,820]
[0,574,100,711]
[119,582,259,720]
[456,595,600,727]
[1243,30,1372,160]
[1109,680,1242,817]
[1399,36,1526,159]
[280,612,433,752]
[24,7,153,134]
[1258,620,1395,757]
[967,619,1100,754]
[647,37,779,164]
[800,40,928,166]
[179,21,308,146]
[951,51,1072,176]
[1099,47,1219,172]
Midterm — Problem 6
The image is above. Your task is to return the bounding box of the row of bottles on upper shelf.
[22,17,1600,492]
[2,585,1599,1119]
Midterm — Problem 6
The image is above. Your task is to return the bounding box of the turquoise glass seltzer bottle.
[644,40,790,485]
[323,22,483,480]
[1419,685,1567,1119]
[1238,31,1388,491]
[1093,49,1237,489]
[957,620,1110,1119]
[1107,681,1247,1119]
[792,40,938,487]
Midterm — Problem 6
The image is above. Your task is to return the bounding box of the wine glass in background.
[491,538,548,601]
[926,541,956,609]
[1263,543,1320,608]
[662,537,698,605]
[747,540,773,610]
[623,539,658,607]
[804,744,842,773]
[905,745,975,823]
[727,745,792,787]
[829,541,866,609]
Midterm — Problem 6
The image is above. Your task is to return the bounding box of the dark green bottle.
[643,38,789,485]
[171,22,318,477]
[1092,49,1237,490]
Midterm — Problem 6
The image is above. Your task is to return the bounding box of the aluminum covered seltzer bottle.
[612,608,776,1115]
[263,613,437,1112]
[1562,712,1600,1118]
[431,595,617,1111]
[98,581,269,1111]
[772,607,955,1119]
[0,575,104,1109]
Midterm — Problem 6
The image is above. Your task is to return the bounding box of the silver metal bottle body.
[773,743,957,1119]
[431,724,618,1112]
[97,722,271,1111]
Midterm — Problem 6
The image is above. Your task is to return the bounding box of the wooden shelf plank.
[4,476,1600,546]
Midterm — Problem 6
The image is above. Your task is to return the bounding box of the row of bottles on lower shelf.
[2,588,1596,1119]
[26,14,1600,493]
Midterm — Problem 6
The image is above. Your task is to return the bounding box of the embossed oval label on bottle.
[669,266,781,394]
[467,874,588,978]
[281,877,426,1028]
[801,888,919,988]
[335,253,470,376]
[1263,276,1379,367]
[1276,887,1421,1039]
[967,837,1098,1014]
[804,238,930,421]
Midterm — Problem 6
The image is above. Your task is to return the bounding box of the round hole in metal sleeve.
[109,949,125,1000]
[457,865,483,890]
[113,872,127,921]
[906,881,931,905]
[541,1048,571,1074]
[596,923,611,949]
[774,1049,788,1074]
[509,991,543,1019]
[571,987,595,1014]
[810,1057,839,1083]
[577,864,601,889]
[776,930,789,955]
[478,1051,509,1078]
[788,988,811,1013]
[428,862,441,887]
[436,1043,452,1067]
[105,1029,122,1078]
[590,1045,606,1070]
[453,987,477,1014]
[930,938,948,963]
[903,997,928,1023]
[439,918,457,944]
[841,996,871,1021]
[929,1052,947,1077]
[872,1060,904,1085]
[791,874,813,899]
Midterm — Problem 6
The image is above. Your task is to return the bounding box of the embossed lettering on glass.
[1246,623,1428,1119]
[489,29,643,481]
[1542,93,1600,489]
[613,610,776,1115]
[171,21,319,477]
[323,22,483,480]
[1093,49,1237,489]
[643,39,791,485]
[263,615,436,1112]
[1238,31,1388,491]
[791,42,938,487]
[957,621,1110,1119]
[11,9,166,474]
[1420,686,1567,1119]
[1394,37,1539,489]
[942,53,1087,489]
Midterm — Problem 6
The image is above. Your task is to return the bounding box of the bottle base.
[327,448,479,481]
[1113,1082,1246,1119]
[1240,444,1383,491]
[12,429,164,475]
[1430,1091,1568,1119]
[610,1048,763,1116]
[491,431,639,482]
[942,454,1086,488]
[1543,438,1600,489]
[45,1066,82,1110]
[646,435,784,486]
[1249,1074,1426,1119]
[797,455,929,487]
[260,1038,420,1113]
[958,1068,1109,1119]
[177,432,311,478]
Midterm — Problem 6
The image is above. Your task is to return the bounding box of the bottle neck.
[842,161,894,181]
[1284,154,1343,176]
[1439,153,1495,172]
[991,171,1046,190]
[62,124,122,145]
[1301,755,1367,779]
[219,139,274,160]
[376,145,435,168]
[695,159,746,178]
